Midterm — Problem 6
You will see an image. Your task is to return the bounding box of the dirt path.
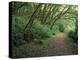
[46,32,75,56]
[13,32,77,58]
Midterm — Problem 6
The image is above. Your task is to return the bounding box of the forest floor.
[12,32,78,58]
[44,32,77,56]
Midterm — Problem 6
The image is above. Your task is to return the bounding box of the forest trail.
[13,32,77,58]
[45,32,74,56]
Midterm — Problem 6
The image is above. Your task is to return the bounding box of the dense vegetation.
[11,2,78,58]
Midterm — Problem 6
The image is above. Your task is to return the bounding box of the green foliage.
[59,23,64,32]
[31,21,53,40]
[51,26,59,34]
[69,42,78,49]
[12,16,26,47]
[34,39,44,45]
[68,31,78,44]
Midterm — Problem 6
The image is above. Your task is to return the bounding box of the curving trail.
[46,32,74,56]
[13,32,77,58]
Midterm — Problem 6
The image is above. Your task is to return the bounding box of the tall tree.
[50,6,70,29]
[24,4,42,31]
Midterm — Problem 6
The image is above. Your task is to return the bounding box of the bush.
[12,16,26,47]
[34,39,44,45]
[31,21,53,40]
[68,31,78,44]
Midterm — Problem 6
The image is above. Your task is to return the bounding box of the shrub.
[68,31,78,44]
[31,21,53,40]
[12,16,26,47]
